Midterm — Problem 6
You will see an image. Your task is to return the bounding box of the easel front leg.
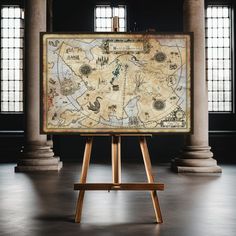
[139,137,163,223]
[75,137,93,223]
[112,136,121,184]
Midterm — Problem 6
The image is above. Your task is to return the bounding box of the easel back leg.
[112,136,121,184]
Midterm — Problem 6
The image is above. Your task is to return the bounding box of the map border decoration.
[40,32,194,135]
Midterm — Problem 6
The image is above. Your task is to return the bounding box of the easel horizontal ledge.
[80,134,152,137]
[74,183,164,191]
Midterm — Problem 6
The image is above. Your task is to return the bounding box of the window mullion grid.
[95,5,126,32]
[229,5,233,112]
[206,5,232,112]
[216,9,219,111]
[1,5,24,113]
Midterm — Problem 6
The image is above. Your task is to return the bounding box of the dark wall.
[127,0,183,32]
[53,0,94,32]
[1,0,236,164]
[49,0,236,164]
[52,135,185,163]
[53,0,183,32]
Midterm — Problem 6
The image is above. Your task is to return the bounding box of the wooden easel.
[74,135,164,223]
[74,18,164,223]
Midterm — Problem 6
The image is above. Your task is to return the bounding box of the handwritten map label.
[162,121,184,127]
[108,41,144,53]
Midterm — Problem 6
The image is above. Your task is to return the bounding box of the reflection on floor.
[0,163,235,236]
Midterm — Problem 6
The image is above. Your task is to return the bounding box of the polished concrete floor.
[0,163,235,236]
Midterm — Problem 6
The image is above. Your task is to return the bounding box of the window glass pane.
[8,19,15,28]
[218,27,223,36]
[106,8,111,17]
[218,47,223,58]
[218,18,223,27]
[212,28,218,37]
[212,48,217,58]
[206,5,232,112]
[225,102,231,111]
[212,7,218,17]
[207,18,212,28]
[96,7,101,17]
[119,8,125,17]
[119,18,125,28]
[218,59,223,68]
[101,7,105,16]
[1,8,8,17]
[224,27,229,37]
[2,28,8,37]
[223,18,229,27]
[207,38,212,47]
[105,18,111,27]
[212,18,217,26]
[217,7,223,17]
[207,7,212,17]
[223,7,229,17]
[15,103,19,111]
[223,38,230,47]
[113,8,119,17]
[14,8,21,18]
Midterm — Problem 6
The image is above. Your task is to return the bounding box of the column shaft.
[15,0,62,172]
[172,0,221,173]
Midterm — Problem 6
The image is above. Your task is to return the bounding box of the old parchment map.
[41,33,192,133]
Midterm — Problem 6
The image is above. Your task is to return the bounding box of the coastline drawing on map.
[41,33,192,133]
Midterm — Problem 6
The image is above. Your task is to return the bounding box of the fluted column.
[15,0,62,171]
[172,0,221,173]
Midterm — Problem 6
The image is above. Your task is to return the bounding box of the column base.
[171,146,222,173]
[171,161,222,173]
[15,143,63,172]
[15,160,63,172]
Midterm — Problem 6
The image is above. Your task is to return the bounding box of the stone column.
[15,0,62,172]
[172,0,221,173]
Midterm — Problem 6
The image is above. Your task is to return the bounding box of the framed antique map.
[41,33,192,134]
